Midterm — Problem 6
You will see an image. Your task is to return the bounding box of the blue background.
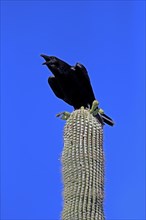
[1,1,145,220]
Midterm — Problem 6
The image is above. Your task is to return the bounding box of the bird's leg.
[56,111,71,120]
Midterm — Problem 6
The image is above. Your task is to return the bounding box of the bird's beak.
[40,54,51,65]
[41,54,60,76]
[40,54,50,61]
[42,61,48,65]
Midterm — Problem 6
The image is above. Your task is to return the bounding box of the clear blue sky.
[1,1,145,220]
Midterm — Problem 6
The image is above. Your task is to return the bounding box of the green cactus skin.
[62,108,104,220]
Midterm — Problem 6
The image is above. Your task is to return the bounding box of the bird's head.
[41,54,71,77]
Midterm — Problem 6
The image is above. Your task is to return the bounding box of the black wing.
[48,76,64,100]
[72,63,95,108]
[48,76,73,106]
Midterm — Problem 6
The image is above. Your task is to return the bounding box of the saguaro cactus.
[62,108,104,220]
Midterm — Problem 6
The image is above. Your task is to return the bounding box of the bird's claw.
[56,111,71,120]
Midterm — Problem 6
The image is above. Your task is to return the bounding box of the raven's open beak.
[41,54,60,77]
[41,54,71,77]
[40,54,51,65]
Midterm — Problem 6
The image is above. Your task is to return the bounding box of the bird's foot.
[56,111,71,120]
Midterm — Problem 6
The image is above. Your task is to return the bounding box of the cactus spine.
[62,108,104,220]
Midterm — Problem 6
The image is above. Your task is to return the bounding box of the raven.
[41,54,114,126]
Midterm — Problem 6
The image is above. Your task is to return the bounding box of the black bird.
[41,54,114,126]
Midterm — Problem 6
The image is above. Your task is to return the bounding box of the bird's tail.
[94,112,114,126]
[100,113,114,126]
[90,100,114,126]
